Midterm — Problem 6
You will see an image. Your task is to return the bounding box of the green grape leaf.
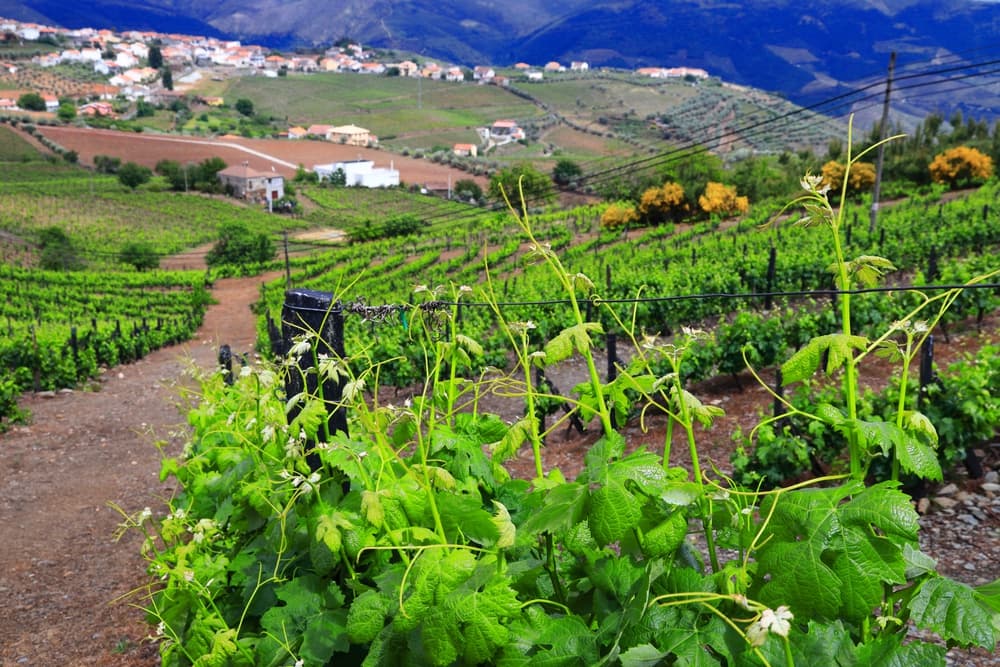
[301,609,348,664]
[543,322,602,364]
[909,576,997,648]
[491,501,516,549]
[589,481,642,546]
[361,490,385,528]
[844,255,897,288]
[619,644,669,667]
[781,333,868,384]
[436,491,500,546]
[518,482,588,542]
[346,590,391,643]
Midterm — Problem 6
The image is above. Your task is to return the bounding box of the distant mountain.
[9,0,1000,125]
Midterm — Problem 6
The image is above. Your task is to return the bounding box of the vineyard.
[259,182,1000,393]
[0,264,211,429]
[1,104,999,663]
[0,155,303,264]
[0,136,308,429]
[122,157,1000,665]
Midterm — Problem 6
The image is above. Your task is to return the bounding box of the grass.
[220,73,543,136]
[0,124,44,161]
[0,159,308,263]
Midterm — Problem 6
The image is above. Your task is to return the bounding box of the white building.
[314,160,399,188]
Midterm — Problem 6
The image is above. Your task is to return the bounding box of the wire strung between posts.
[343,298,451,321]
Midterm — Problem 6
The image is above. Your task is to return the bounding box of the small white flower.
[183,569,194,582]
[308,472,321,485]
[244,417,257,430]
[261,424,275,443]
[137,507,152,523]
[226,412,236,426]
[240,365,252,378]
[295,659,304,667]
[747,605,793,646]
[156,621,166,636]
[288,339,312,358]
[258,369,276,387]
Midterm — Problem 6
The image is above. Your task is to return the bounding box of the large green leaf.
[589,480,643,546]
[757,483,917,622]
[619,644,669,667]
[909,576,997,648]
[543,322,603,364]
[518,482,589,543]
[781,333,868,384]
[854,633,946,666]
[436,491,500,546]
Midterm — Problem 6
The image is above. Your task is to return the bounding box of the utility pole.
[283,230,291,288]
[869,51,896,235]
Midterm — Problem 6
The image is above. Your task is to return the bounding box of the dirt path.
[0,272,279,666]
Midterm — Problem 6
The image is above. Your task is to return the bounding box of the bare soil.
[0,273,272,666]
[0,271,997,665]
[34,126,485,187]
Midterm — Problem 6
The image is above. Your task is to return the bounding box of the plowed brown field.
[37,126,478,186]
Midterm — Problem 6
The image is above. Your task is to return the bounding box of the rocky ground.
[0,273,997,665]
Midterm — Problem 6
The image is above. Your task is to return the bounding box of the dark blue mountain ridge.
[7,0,1000,123]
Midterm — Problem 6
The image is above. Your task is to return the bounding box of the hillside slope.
[7,0,1000,123]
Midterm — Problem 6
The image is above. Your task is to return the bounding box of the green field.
[0,159,307,265]
[0,124,43,161]
[224,73,544,136]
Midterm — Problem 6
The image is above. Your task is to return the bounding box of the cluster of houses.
[1,16,712,107]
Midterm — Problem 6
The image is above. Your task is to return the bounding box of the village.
[0,16,712,204]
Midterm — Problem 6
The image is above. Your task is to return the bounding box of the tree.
[929,146,993,189]
[235,98,255,117]
[324,167,347,187]
[148,45,163,69]
[821,161,876,194]
[161,67,173,91]
[600,202,639,230]
[94,155,122,174]
[197,156,227,183]
[206,221,275,268]
[453,178,483,202]
[658,149,723,207]
[155,159,188,190]
[638,181,687,225]
[730,155,789,202]
[698,181,749,217]
[136,100,155,118]
[37,226,83,271]
[57,102,76,122]
[117,161,152,190]
[488,164,554,206]
[17,92,45,112]
[552,159,583,186]
[119,241,159,271]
